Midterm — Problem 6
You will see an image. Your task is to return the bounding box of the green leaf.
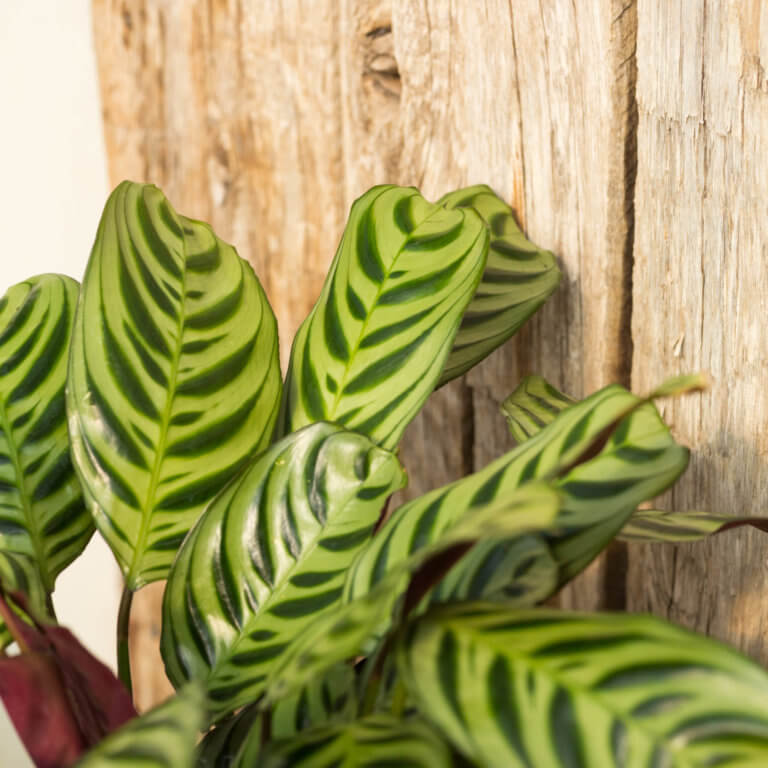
[0,551,52,649]
[197,664,356,767]
[161,422,405,719]
[271,664,357,740]
[197,704,262,768]
[264,483,559,705]
[502,374,575,444]
[278,185,488,449]
[0,274,90,594]
[345,383,688,607]
[67,181,282,589]
[76,684,205,768]
[400,603,768,767]
[437,185,561,384]
[619,508,768,542]
[260,714,453,768]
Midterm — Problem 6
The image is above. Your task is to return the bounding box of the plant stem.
[45,591,57,622]
[117,585,134,698]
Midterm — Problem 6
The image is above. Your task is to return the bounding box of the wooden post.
[628,0,768,663]
[95,0,768,706]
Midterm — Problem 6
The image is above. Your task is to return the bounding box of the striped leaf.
[161,423,405,719]
[0,274,90,594]
[271,664,356,740]
[345,384,688,606]
[400,603,768,767]
[197,704,263,768]
[0,551,52,649]
[67,181,282,589]
[198,666,355,767]
[278,185,488,449]
[260,714,453,768]
[502,374,575,444]
[619,508,768,543]
[437,185,561,384]
[77,684,205,768]
[265,484,559,705]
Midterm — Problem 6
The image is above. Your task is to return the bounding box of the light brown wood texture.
[89,0,766,703]
[627,1,768,662]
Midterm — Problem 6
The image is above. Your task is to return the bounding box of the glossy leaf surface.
[67,181,282,589]
[502,374,574,444]
[0,274,89,593]
[401,603,768,767]
[265,484,559,704]
[345,384,688,606]
[77,683,204,768]
[197,666,355,768]
[278,185,488,449]
[0,551,51,649]
[438,185,561,384]
[619,508,768,542]
[261,714,453,768]
[161,423,405,718]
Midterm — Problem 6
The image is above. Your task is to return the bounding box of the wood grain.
[92,0,639,704]
[627,0,768,662]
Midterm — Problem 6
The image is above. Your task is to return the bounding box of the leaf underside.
[438,185,561,385]
[67,181,282,589]
[619,508,768,542]
[502,373,575,444]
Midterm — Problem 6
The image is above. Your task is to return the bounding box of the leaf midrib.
[327,195,449,417]
[126,239,187,590]
[0,393,51,591]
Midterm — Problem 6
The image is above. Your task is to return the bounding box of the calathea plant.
[1,181,768,767]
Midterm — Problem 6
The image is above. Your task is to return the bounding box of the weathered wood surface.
[91,0,767,703]
[627,0,768,663]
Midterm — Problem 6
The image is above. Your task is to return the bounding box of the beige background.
[0,2,119,669]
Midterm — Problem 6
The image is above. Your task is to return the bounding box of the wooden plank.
[627,0,768,661]
[92,0,635,704]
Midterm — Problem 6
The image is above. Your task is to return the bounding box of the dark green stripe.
[136,192,183,279]
[186,274,244,329]
[176,339,254,396]
[0,313,44,376]
[103,316,159,419]
[9,299,69,404]
[318,526,373,551]
[118,249,170,356]
[378,257,464,305]
[167,391,259,455]
[269,587,343,618]
[360,307,432,348]
[0,285,39,346]
[324,290,349,361]
[343,328,431,394]
[357,208,385,284]
[23,388,66,444]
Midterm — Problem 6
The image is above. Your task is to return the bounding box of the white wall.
[0,2,120,668]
